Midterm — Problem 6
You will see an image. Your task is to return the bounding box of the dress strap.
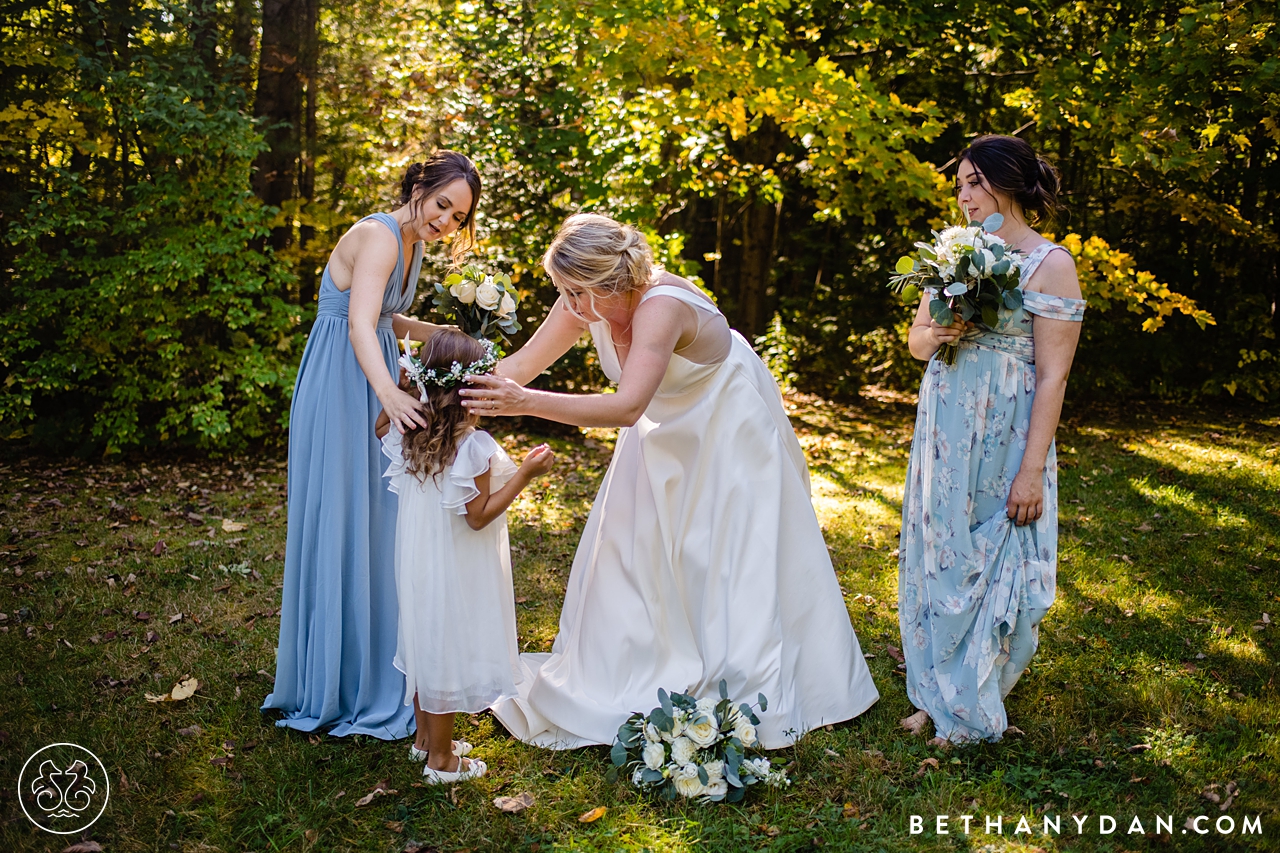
[1019,242,1069,282]
[639,284,720,314]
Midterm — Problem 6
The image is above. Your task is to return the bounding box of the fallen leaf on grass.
[385,820,405,832]
[153,539,167,556]
[209,756,231,767]
[1004,725,1025,736]
[61,842,104,853]
[578,806,607,823]
[915,757,939,777]
[842,803,860,820]
[493,792,534,813]
[304,829,318,843]
[168,613,183,624]
[221,518,247,533]
[145,677,199,703]
[177,725,202,737]
[355,780,397,808]
[1126,743,1152,753]
[884,645,905,663]
[1135,522,1153,533]
[761,825,781,838]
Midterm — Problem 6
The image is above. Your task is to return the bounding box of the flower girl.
[376,329,554,783]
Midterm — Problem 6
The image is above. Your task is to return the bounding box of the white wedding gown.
[491,284,879,748]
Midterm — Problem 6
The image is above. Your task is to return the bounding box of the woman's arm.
[391,313,450,344]
[460,296,687,428]
[346,227,429,433]
[496,296,591,386]
[1006,250,1084,525]
[907,294,968,361]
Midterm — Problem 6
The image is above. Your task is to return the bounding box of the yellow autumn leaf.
[221,518,247,533]
[145,677,200,703]
[578,806,607,823]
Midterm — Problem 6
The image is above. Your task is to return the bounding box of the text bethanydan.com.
[909,813,1262,838]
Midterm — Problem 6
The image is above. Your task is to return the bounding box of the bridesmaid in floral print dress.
[897,135,1086,745]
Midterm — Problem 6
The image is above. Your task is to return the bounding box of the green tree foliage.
[0,0,1274,453]
[0,0,300,452]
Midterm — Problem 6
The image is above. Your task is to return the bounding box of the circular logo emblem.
[17,743,110,834]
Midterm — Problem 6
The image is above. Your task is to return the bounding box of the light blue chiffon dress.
[897,242,1085,743]
[263,212,422,739]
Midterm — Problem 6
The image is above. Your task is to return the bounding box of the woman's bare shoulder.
[1024,247,1081,299]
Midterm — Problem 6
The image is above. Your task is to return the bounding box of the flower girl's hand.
[520,444,555,477]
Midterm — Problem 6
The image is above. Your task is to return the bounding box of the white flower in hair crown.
[398,333,500,401]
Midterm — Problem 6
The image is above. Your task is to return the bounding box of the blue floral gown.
[897,242,1085,743]
[262,212,421,740]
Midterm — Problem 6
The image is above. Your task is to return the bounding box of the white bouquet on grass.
[888,213,1023,365]
[609,680,790,802]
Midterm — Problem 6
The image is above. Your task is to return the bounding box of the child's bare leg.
[424,712,460,772]
[412,694,431,752]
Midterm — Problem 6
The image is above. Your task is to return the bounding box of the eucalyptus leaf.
[698,765,710,785]
[895,256,915,274]
[610,741,628,767]
[1004,289,1024,310]
[982,306,999,328]
[758,693,768,712]
[982,213,1004,232]
[719,679,729,700]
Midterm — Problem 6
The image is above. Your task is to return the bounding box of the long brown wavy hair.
[401,329,484,482]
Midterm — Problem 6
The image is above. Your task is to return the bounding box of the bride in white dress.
[460,213,879,748]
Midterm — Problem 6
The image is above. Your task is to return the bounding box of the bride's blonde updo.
[543,214,654,307]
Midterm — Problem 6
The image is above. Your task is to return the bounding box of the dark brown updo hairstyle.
[401,329,484,482]
[398,150,482,264]
[956,135,1063,222]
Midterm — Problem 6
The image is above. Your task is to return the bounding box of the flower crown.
[399,333,499,401]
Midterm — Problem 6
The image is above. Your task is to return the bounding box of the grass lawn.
[1,395,1278,852]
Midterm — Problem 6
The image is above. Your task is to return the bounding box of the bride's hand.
[459,374,529,417]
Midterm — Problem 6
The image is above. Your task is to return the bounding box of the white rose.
[664,710,687,742]
[498,292,516,317]
[672,765,703,798]
[695,697,718,717]
[642,742,666,771]
[643,723,661,744]
[701,777,729,799]
[732,715,757,747]
[450,280,477,304]
[475,279,501,310]
[684,714,718,748]
[702,760,724,783]
[670,736,696,766]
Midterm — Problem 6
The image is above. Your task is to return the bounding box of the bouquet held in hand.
[888,213,1023,365]
[432,264,521,344]
[610,681,790,803]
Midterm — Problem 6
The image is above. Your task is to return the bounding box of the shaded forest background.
[1,0,1276,452]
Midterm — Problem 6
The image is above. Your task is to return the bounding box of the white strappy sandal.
[408,740,472,762]
[421,754,487,785]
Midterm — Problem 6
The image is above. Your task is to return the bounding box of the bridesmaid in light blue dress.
[898,136,1085,745]
[263,152,481,739]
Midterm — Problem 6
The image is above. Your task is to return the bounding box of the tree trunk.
[297,0,320,305]
[736,194,778,337]
[230,0,258,91]
[253,0,316,252]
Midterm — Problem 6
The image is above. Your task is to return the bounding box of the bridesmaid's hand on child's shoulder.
[520,444,555,478]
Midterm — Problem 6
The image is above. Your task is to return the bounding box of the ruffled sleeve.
[441,430,520,514]
[1023,290,1086,322]
[380,428,410,495]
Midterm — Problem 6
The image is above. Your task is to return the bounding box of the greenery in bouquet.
[432,264,522,344]
[609,680,790,803]
[888,213,1024,365]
